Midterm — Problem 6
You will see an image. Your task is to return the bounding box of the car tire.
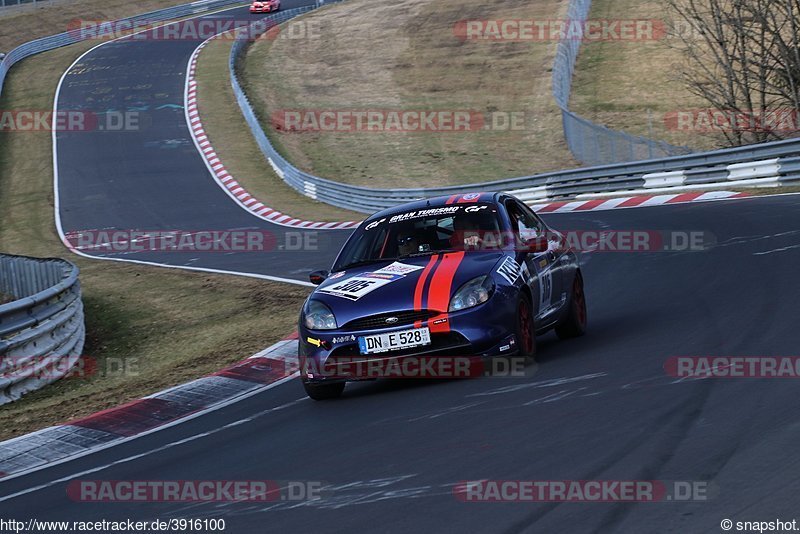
[516,292,537,362]
[303,380,345,400]
[555,271,587,340]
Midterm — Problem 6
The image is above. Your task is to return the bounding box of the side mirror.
[309,270,329,285]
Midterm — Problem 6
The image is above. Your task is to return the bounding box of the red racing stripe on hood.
[414,254,440,317]
[427,251,466,333]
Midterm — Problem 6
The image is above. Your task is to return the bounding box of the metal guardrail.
[230,9,800,214]
[0,0,248,99]
[0,254,84,404]
[1,0,52,8]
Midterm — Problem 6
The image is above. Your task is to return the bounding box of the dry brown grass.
[0,0,211,52]
[239,0,580,189]
[0,41,310,441]
[569,0,728,151]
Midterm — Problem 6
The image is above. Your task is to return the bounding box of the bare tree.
[665,0,800,145]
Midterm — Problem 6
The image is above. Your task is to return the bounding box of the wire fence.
[552,0,693,165]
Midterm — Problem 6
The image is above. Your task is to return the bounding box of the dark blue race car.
[298,192,587,400]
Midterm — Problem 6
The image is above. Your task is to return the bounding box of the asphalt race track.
[54,0,349,284]
[5,1,800,532]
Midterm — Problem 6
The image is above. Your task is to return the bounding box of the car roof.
[365,192,503,222]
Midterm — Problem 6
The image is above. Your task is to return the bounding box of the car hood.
[310,251,506,325]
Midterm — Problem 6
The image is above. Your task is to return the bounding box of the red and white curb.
[185,40,360,230]
[186,40,755,221]
[529,190,750,213]
[0,335,301,481]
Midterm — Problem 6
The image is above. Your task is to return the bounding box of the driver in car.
[451,215,488,249]
[397,232,419,256]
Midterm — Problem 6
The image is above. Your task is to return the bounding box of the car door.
[506,199,564,322]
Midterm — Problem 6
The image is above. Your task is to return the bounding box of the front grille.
[341,310,438,331]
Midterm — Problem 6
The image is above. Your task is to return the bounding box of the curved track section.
[6,1,800,531]
[8,191,800,530]
[54,0,348,284]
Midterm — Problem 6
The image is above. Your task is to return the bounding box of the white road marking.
[0,396,307,502]
[752,243,800,256]
[523,387,587,405]
[466,372,607,397]
[407,401,485,422]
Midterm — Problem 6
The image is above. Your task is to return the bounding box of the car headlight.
[304,299,337,330]
[449,275,494,312]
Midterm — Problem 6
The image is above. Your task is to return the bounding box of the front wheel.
[303,380,345,400]
[555,271,587,339]
[516,292,537,363]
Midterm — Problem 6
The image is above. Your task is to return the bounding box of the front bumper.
[298,292,519,384]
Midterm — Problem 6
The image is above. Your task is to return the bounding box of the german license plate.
[358,327,431,355]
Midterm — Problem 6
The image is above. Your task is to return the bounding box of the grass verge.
[194,35,364,221]
[237,0,579,189]
[744,185,800,197]
[0,0,226,52]
[0,41,310,441]
[569,0,726,151]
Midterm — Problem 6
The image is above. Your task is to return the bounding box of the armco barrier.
[1,0,53,7]
[230,5,800,214]
[0,254,84,404]
[0,0,250,100]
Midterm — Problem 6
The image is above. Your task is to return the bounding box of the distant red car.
[250,0,280,13]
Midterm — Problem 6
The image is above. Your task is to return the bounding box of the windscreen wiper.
[398,248,457,259]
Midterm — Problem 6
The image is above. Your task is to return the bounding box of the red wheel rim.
[519,299,534,354]
[574,277,586,326]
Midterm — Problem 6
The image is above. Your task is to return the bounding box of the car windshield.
[333,204,502,271]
